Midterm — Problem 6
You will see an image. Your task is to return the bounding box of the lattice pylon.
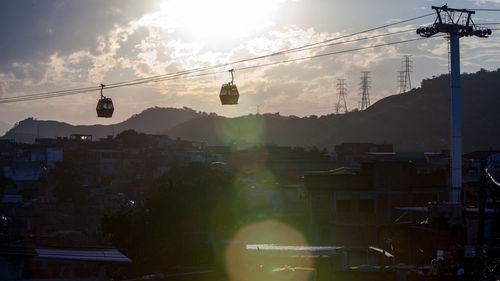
[335,79,348,114]
[359,72,371,110]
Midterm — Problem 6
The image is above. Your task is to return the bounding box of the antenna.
[359,72,371,111]
[335,79,348,114]
[417,5,492,203]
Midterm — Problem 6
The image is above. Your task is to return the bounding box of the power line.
[0,31,411,103]
[79,29,419,90]
[236,37,436,73]
[250,13,433,58]
[279,29,415,55]
[472,8,500,11]
[103,30,418,89]
[0,13,435,104]
[89,30,424,92]
[0,36,439,104]
[475,22,500,25]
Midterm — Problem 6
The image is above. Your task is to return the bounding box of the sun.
[156,0,283,43]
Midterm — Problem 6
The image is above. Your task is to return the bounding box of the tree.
[101,162,248,276]
[116,129,150,148]
[51,161,88,204]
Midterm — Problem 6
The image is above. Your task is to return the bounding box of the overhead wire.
[276,29,415,55]
[235,37,438,73]
[260,13,434,56]
[472,8,500,11]
[103,29,419,88]
[475,22,500,25]
[0,13,436,104]
[0,36,441,103]
[106,29,421,87]
[96,29,425,90]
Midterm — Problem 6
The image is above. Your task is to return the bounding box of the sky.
[1,0,500,128]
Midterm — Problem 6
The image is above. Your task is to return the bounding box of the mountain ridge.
[2,107,203,143]
[4,69,500,152]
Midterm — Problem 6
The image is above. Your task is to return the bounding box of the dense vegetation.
[101,162,249,277]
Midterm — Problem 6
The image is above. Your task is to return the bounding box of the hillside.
[165,69,500,152]
[4,69,500,152]
[2,107,203,143]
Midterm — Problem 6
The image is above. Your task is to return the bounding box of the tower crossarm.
[417,5,491,37]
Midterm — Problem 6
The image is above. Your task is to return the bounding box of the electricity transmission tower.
[359,72,371,110]
[397,55,412,93]
[335,79,348,114]
[417,5,491,202]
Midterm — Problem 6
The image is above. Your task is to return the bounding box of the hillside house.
[305,161,446,246]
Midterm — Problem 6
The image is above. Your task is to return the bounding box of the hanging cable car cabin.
[96,84,114,118]
[220,69,239,105]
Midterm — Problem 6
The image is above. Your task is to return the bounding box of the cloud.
[1,1,500,124]
[0,19,444,119]
[0,1,157,72]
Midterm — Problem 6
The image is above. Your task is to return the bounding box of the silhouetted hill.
[4,69,500,152]
[2,107,203,143]
[165,68,500,152]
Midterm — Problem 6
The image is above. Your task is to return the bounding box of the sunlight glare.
[159,0,284,42]
[226,220,312,281]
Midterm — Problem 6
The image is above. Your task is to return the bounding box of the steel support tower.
[397,55,412,93]
[397,71,404,93]
[417,5,491,202]
[335,79,348,114]
[359,72,371,111]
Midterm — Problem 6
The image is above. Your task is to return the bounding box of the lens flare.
[214,115,266,146]
[225,220,313,281]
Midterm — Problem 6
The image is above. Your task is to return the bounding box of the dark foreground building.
[305,161,446,246]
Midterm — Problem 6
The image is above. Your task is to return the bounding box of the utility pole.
[417,5,491,202]
[335,79,348,114]
[359,72,371,111]
[397,55,412,93]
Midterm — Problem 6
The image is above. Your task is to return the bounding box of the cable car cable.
[471,8,500,11]
[105,29,418,88]
[0,36,440,103]
[79,29,424,91]
[100,29,421,90]
[475,23,500,25]
[3,29,415,102]
[0,21,431,101]
[0,13,436,104]
[267,13,434,56]
[235,36,441,73]
[108,14,434,87]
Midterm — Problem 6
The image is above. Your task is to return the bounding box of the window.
[359,194,375,213]
[336,193,352,212]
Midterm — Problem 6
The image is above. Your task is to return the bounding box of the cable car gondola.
[220,69,239,105]
[96,84,114,118]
